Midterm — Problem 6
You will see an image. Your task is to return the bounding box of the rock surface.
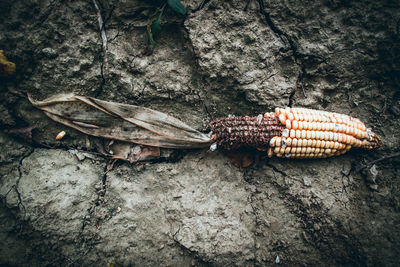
[1,0,400,265]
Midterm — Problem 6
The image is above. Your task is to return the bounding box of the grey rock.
[303,177,312,187]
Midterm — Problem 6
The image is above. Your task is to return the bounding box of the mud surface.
[1,0,400,266]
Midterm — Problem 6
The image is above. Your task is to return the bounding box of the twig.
[92,0,107,50]
[356,152,400,172]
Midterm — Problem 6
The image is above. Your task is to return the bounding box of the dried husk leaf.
[29,94,212,149]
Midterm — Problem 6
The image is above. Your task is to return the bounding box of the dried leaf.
[226,150,254,169]
[29,94,212,149]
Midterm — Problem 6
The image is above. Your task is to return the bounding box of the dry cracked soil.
[1,0,400,266]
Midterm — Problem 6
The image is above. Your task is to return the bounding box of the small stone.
[275,255,280,264]
[364,164,378,184]
[75,152,86,161]
[303,177,312,187]
[210,143,217,151]
[369,164,378,179]
[94,183,102,191]
[369,184,378,191]
[41,47,58,59]
[129,223,137,231]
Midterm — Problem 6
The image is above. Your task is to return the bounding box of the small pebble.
[129,223,137,231]
[210,143,217,151]
[303,177,312,187]
[369,184,378,191]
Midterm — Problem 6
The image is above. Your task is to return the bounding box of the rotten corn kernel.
[56,130,66,140]
[209,107,382,159]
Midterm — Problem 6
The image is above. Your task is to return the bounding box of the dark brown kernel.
[209,112,284,150]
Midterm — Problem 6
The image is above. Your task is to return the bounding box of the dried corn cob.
[209,107,382,159]
[30,93,382,160]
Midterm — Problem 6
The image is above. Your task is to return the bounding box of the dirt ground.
[1,0,400,266]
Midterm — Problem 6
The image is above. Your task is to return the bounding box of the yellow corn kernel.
[333,133,338,141]
[301,130,306,139]
[297,139,303,146]
[276,137,282,147]
[292,120,298,129]
[312,139,317,147]
[279,114,286,124]
[329,141,335,149]
[270,137,277,147]
[56,131,66,140]
[321,140,326,148]
[329,132,334,141]
[268,148,274,158]
[290,129,296,138]
[286,119,292,129]
[292,138,298,146]
[285,138,292,146]
[296,130,301,139]
[316,140,321,148]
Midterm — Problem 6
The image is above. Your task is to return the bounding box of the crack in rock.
[257,0,306,107]
[13,148,35,218]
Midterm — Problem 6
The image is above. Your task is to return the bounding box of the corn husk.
[29,93,212,149]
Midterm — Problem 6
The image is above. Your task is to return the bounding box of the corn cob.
[209,107,382,159]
